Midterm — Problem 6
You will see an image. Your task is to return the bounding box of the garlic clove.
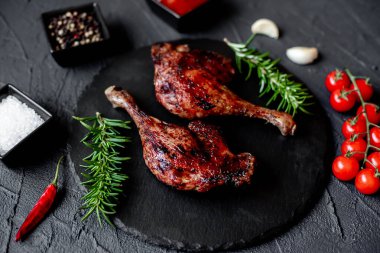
[286,47,318,65]
[251,19,279,39]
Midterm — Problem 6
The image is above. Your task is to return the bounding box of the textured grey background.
[0,0,380,252]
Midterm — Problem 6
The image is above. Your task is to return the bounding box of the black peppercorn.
[47,10,104,51]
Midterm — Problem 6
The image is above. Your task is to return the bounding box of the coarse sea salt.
[0,95,44,155]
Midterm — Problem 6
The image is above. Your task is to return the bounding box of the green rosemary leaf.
[78,121,94,131]
[112,156,130,161]
[72,116,96,122]
[235,56,242,73]
[245,63,253,81]
[96,207,103,227]
[101,210,114,226]
[110,142,124,148]
[224,35,313,116]
[105,120,131,128]
[99,205,115,215]
[101,201,117,207]
[81,206,96,221]
[73,113,131,227]
[111,187,124,193]
[107,137,129,143]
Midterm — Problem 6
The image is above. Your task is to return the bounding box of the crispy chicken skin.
[105,86,255,192]
[151,43,296,136]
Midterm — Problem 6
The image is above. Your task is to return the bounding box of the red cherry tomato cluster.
[327,69,380,195]
[326,69,374,112]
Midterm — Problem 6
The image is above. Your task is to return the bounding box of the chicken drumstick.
[105,86,255,192]
[151,43,296,136]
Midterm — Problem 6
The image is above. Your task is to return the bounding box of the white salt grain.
[0,95,44,155]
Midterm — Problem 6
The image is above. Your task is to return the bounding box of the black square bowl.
[42,2,110,67]
[146,0,215,32]
[0,84,52,161]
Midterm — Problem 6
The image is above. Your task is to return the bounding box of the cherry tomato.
[332,155,360,181]
[330,89,356,112]
[349,79,374,102]
[370,127,380,149]
[325,70,350,92]
[357,104,380,124]
[355,168,380,195]
[341,117,366,139]
[341,138,367,161]
[365,152,380,171]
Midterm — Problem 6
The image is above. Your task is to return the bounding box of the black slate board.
[70,39,331,251]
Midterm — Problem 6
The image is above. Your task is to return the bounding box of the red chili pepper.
[15,156,64,242]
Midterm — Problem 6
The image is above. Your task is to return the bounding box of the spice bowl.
[42,3,110,67]
[0,83,52,161]
[146,0,216,32]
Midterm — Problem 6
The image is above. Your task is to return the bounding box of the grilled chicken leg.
[105,86,255,192]
[151,43,296,136]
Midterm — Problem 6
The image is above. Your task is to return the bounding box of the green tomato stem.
[345,69,379,177]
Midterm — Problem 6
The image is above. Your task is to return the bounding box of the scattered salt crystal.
[0,95,44,155]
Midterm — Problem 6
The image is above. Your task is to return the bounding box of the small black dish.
[0,83,52,161]
[42,3,110,67]
[146,0,215,32]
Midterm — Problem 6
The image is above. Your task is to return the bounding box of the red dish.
[160,0,208,16]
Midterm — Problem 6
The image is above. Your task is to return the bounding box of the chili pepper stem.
[52,156,64,186]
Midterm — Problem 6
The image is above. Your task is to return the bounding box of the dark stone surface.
[0,0,379,252]
[70,39,331,251]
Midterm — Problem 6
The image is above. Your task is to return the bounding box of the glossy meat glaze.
[105,86,255,192]
[151,43,296,136]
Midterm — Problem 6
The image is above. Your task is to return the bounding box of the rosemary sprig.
[73,112,131,226]
[224,34,313,116]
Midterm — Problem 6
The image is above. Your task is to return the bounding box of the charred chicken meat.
[151,43,297,136]
[105,86,255,192]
